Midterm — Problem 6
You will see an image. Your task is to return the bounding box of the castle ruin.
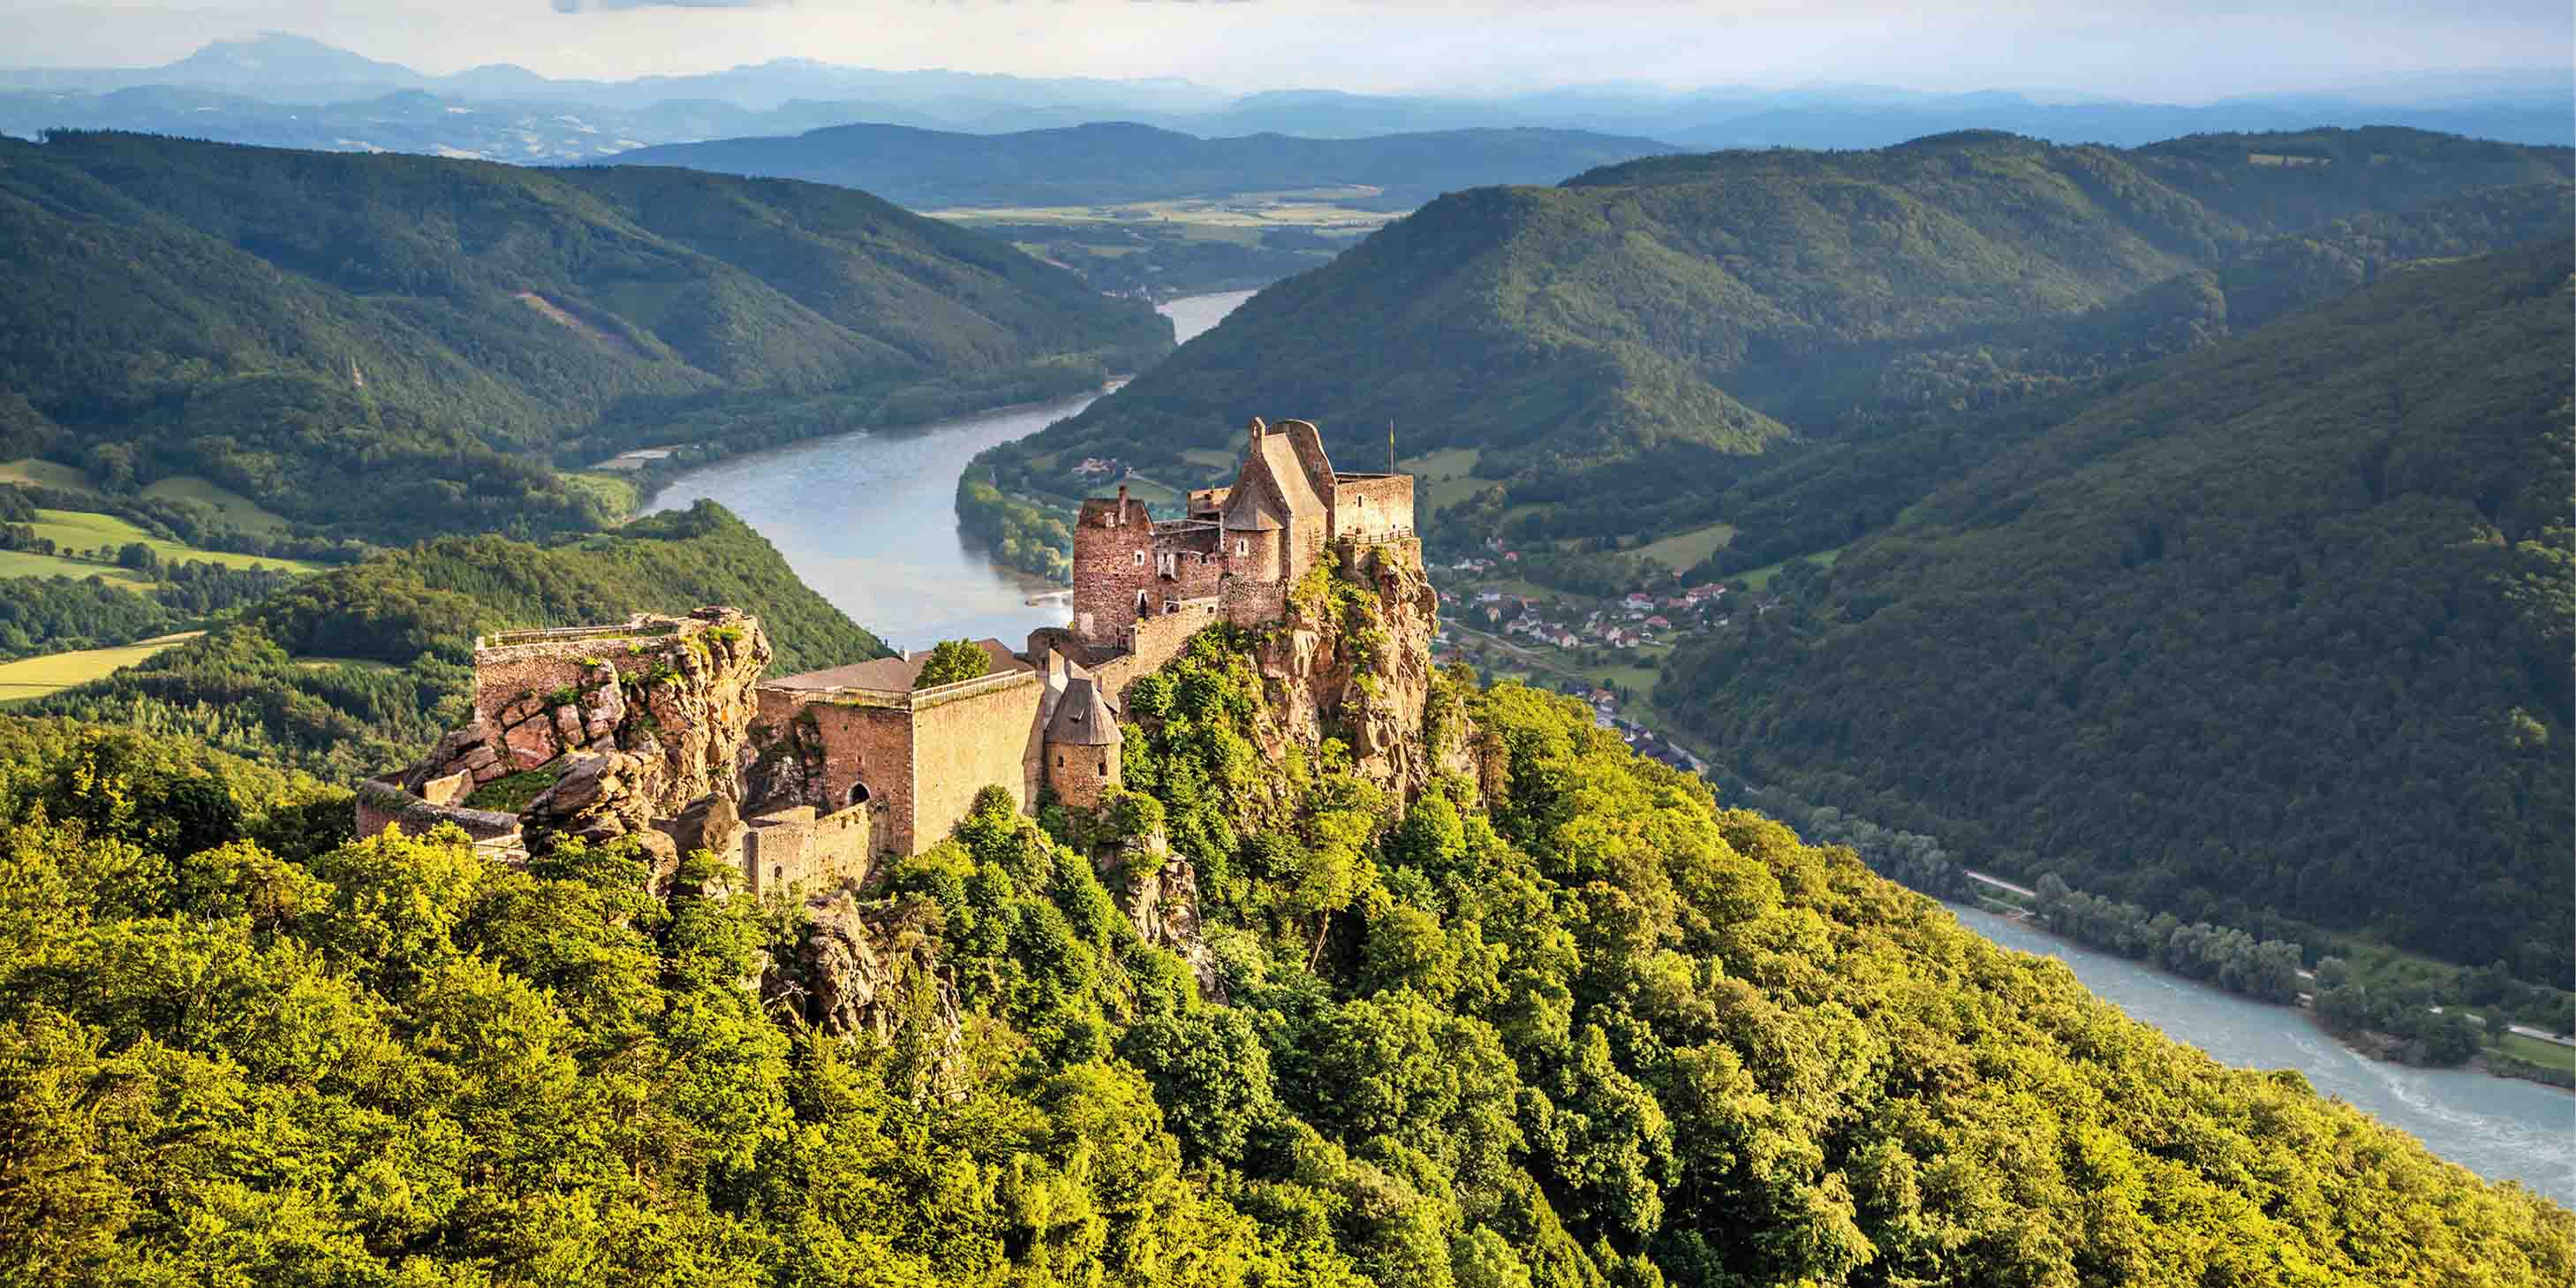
[357,418,1416,892]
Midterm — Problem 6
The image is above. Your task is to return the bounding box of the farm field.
[26,509,321,574]
[2489,1030,2576,1076]
[1735,544,1845,589]
[140,475,293,534]
[929,187,1401,235]
[0,550,155,589]
[1400,447,1492,515]
[0,458,98,494]
[1635,520,1736,573]
[0,632,201,701]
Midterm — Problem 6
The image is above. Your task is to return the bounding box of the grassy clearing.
[1118,477,1187,507]
[140,475,292,534]
[1735,545,1845,590]
[2489,1031,2576,1074]
[0,550,156,589]
[563,472,642,522]
[1401,447,1484,479]
[293,655,402,672]
[0,458,98,494]
[466,768,563,814]
[1636,521,1737,573]
[1179,449,1239,472]
[0,632,201,701]
[26,509,321,574]
[1401,447,1490,514]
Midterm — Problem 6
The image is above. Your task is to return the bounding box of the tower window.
[1133,550,1146,566]
[1235,538,1249,557]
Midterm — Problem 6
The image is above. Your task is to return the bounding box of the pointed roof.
[1254,430,1326,520]
[1221,479,1284,531]
[1044,677,1120,746]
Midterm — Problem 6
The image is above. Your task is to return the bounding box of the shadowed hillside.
[0,131,1169,543]
[1663,243,2575,982]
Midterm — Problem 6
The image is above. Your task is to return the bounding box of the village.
[1422,535,1787,779]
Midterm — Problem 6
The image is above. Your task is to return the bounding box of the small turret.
[1042,677,1122,808]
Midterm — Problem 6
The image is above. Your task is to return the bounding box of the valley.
[0,21,2568,1284]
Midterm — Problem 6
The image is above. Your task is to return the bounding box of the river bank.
[1947,901,2574,1201]
[640,291,1252,653]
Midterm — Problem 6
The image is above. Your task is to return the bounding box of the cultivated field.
[26,509,320,574]
[1636,520,1737,573]
[0,632,201,701]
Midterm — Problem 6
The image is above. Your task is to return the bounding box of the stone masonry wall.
[356,777,529,864]
[1046,739,1118,809]
[1072,496,1153,648]
[1333,475,1416,542]
[743,804,872,898]
[801,701,917,852]
[907,673,1044,854]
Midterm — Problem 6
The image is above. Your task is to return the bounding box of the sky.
[2,0,2569,102]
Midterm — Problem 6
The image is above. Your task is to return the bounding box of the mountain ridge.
[985,127,2570,562]
[0,129,1168,543]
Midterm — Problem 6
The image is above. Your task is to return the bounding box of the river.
[643,288,2571,1207]
[641,289,1254,652]
[1947,903,2574,1202]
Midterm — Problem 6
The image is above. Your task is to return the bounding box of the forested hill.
[1663,243,2574,983]
[995,127,2568,549]
[605,121,1674,209]
[0,131,1169,543]
[0,611,2568,1280]
[28,500,889,780]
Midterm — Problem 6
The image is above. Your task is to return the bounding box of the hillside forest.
[0,130,1170,545]
[0,615,2567,1284]
[1658,243,2575,989]
[993,128,2570,568]
[971,126,2575,989]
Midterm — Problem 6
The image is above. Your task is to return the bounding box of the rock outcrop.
[768,891,963,1049]
[1110,836,1224,1003]
[1246,539,1466,802]
[401,609,774,843]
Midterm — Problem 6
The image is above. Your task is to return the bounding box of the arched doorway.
[848,781,872,807]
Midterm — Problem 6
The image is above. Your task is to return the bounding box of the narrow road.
[1960,868,2039,900]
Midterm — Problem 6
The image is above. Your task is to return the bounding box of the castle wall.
[742,803,872,898]
[769,669,1045,858]
[798,700,918,852]
[907,673,1045,852]
[1225,572,1291,630]
[355,777,530,864]
[1332,475,1416,542]
[1286,507,1330,588]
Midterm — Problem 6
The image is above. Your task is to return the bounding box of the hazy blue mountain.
[604,121,1678,209]
[4,35,2565,161]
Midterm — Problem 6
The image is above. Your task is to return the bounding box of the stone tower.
[1042,676,1121,808]
[1070,484,1153,649]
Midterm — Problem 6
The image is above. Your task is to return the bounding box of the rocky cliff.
[1244,537,1469,803]
[399,608,775,859]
